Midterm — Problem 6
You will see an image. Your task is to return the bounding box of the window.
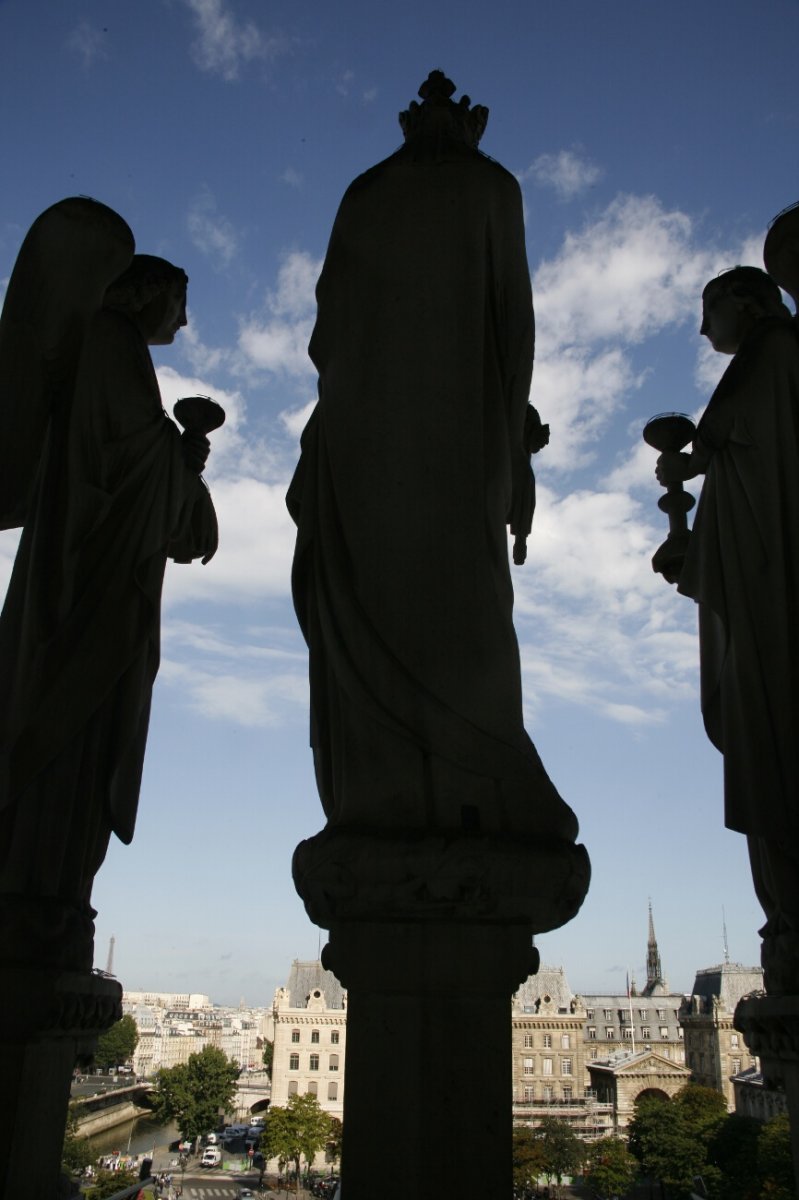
[543,1057,553,1076]
[523,1086,534,1101]
[330,1053,339,1072]
[523,1058,534,1076]
[660,1027,669,1039]
[623,1027,633,1039]
[590,1048,599,1060]
[588,1027,596,1039]
[563,1086,573,1101]
[731,1058,742,1075]
[523,1033,534,1048]
[606,1028,615,1040]
[586,1010,594,1020]
[657,1010,666,1021]
[561,1058,572,1076]
[307,1081,318,1096]
[288,1081,298,1096]
[641,1027,651,1040]
[543,1084,554,1102]
[731,1034,739,1048]
[291,1029,300,1044]
[331,1029,340,1044]
[311,1030,320,1044]
[543,1034,552,1048]
[309,1054,319,1071]
[289,1053,299,1070]
[604,1010,613,1021]
[328,1082,338,1101]
[639,1009,648,1021]
[678,1028,684,1039]
[561,1034,570,1049]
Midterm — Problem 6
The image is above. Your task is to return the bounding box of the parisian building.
[270,959,346,1121]
[679,960,763,1108]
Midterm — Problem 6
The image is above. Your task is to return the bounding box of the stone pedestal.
[0,965,122,1200]
[735,993,799,1194]
[294,826,590,1200]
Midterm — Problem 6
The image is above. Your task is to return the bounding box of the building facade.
[679,962,763,1109]
[270,960,347,1121]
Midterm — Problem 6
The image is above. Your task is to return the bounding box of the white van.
[201,1147,222,1168]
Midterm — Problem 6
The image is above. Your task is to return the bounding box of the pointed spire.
[644,900,667,995]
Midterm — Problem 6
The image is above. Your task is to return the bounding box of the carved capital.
[293,825,589,933]
[0,965,122,1056]
[735,993,799,1085]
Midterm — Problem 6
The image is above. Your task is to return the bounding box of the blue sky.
[1,0,797,1006]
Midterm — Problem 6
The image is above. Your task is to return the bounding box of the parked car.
[201,1147,222,1168]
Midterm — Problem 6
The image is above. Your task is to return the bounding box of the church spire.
[644,899,667,995]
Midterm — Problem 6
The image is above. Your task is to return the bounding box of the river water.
[87,1114,180,1159]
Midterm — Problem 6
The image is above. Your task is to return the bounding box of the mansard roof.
[514,964,575,1014]
[688,963,763,1013]
[283,959,346,1010]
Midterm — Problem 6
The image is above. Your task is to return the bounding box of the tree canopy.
[513,1118,583,1196]
[261,1037,274,1079]
[150,1045,239,1143]
[93,1013,139,1070]
[584,1136,638,1199]
[629,1085,731,1198]
[60,1103,93,1178]
[261,1093,333,1194]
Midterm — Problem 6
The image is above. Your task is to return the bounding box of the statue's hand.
[655,451,694,485]
[181,430,211,474]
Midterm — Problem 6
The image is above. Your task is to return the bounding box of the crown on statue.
[399,70,488,148]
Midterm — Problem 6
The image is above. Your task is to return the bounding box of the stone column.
[0,903,122,1200]
[294,826,590,1200]
[735,994,799,1195]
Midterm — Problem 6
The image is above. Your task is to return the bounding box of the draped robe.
[288,143,577,843]
[0,306,216,962]
[679,318,799,843]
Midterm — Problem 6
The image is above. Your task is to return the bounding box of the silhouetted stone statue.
[288,69,576,848]
[656,264,799,993]
[0,198,218,973]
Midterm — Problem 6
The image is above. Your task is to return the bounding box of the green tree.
[93,1013,139,1070]
[758,1112,796,1200]
[261,1038,274,1079]
[584,1136,638,1199]
[512,1126,548,1192]
[89,1167,140,1197]
[706,1113,761,1200]
[261,1093,333,1195]
[628,1086,727,1199]
[150,1044,239,1144]
[60,1102,93,1178]
[531,1116,584,1197]
[326,1115,343,1170]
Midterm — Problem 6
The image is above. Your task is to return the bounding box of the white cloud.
[182,0,286,81]
[363,88,378,104]
[280,167,303,189]
[66,22,108,67]
[160,658,306,727]
[523,150,602,201]
[238,251,321,378]
[187,190,239,269]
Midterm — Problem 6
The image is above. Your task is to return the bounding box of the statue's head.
[700,265,791,354]
[764,202,799,310]
[399,70,488,149]
[104,254,188,346]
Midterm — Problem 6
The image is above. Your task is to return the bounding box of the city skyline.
[1,0,794,1006]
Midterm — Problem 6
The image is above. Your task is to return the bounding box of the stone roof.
[284,959,346,1010]
[514,964,575,1013]
[688,963,763,1013]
